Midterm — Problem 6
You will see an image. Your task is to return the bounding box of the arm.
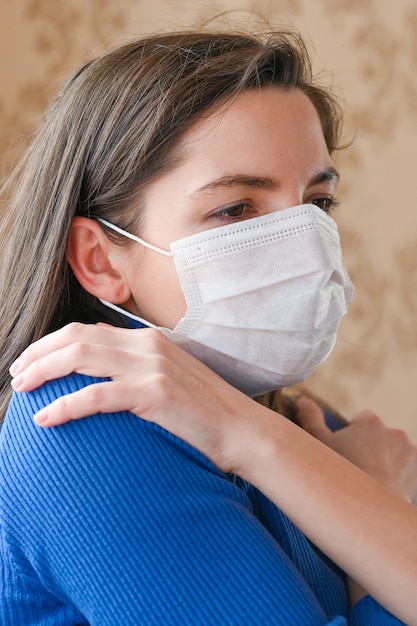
[2,373,352,626]
[236,402,417,620]
[9,323,417,624]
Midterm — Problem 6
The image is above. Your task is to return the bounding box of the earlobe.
[67,217,131,303]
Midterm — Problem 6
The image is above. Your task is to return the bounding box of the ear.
[67,216,132,304]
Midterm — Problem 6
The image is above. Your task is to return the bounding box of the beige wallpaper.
[1,0,416,440]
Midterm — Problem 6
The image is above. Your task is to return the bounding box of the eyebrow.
[310,167,340,186]
[187,167,340,198]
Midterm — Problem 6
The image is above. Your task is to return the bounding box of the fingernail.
[294,398,309,410]
[9,359,22,377]
[34,409,49,426]
[11,375,23,390]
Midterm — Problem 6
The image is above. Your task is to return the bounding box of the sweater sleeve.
[0,373,405,625]
[350,597,405,625]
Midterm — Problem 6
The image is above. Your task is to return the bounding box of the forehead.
[177,88,331,174]
[139,88,336,244]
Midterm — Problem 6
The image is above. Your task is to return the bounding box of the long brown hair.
[0,28,343,421]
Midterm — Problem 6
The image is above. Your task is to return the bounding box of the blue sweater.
[0,366,404,623]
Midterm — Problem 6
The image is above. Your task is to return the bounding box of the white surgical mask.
[99,204,354,397]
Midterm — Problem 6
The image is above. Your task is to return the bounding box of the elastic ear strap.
[99,298,158,329]
[97,218,173,256]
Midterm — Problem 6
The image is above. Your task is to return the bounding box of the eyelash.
[210,202,256,221]
[311,197,341,213]
[211,197,341,222]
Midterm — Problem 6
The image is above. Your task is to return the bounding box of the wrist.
[229,401,291,484]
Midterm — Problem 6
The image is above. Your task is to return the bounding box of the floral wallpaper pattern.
[1,0,416,439]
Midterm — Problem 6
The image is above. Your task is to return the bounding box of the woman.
[1,28,416,625]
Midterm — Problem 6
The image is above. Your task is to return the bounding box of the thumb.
[294,397,331,443]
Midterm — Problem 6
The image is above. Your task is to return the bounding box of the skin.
[67,88,339,330]
[8,87,417,624]
[9,323,417,623]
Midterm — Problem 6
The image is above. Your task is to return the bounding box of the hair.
[0,28,344,421]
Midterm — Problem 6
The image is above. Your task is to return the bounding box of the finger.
[294,397,332,443]
[10,323,98,376]
[10,322,144,376]
[350,409,383,425]
[33,380,148,427]
[11,341,144,392]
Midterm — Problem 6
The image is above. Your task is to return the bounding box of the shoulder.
[0,375,350,624]
[2,370,204,455]
[0,372,221,525]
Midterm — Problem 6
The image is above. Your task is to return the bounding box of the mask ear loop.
[98,298,160,329]
[96,218,173,328]
[97,218,173,256]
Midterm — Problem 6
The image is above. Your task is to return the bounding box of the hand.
[9,322,257,474]
[10,325,417,624]
[295,397,417,504]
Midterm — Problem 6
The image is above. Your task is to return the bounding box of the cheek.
[131,253,187,329]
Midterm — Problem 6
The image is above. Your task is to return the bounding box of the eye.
[310,197,341,214]
[210,202,257,222]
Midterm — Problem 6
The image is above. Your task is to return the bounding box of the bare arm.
[10,322,417,625]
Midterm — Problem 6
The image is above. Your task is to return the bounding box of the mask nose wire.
[97,218,173,257]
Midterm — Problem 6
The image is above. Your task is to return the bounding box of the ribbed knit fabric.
[0,362,405,623]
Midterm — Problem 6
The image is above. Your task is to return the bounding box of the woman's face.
[120,87,339,329]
